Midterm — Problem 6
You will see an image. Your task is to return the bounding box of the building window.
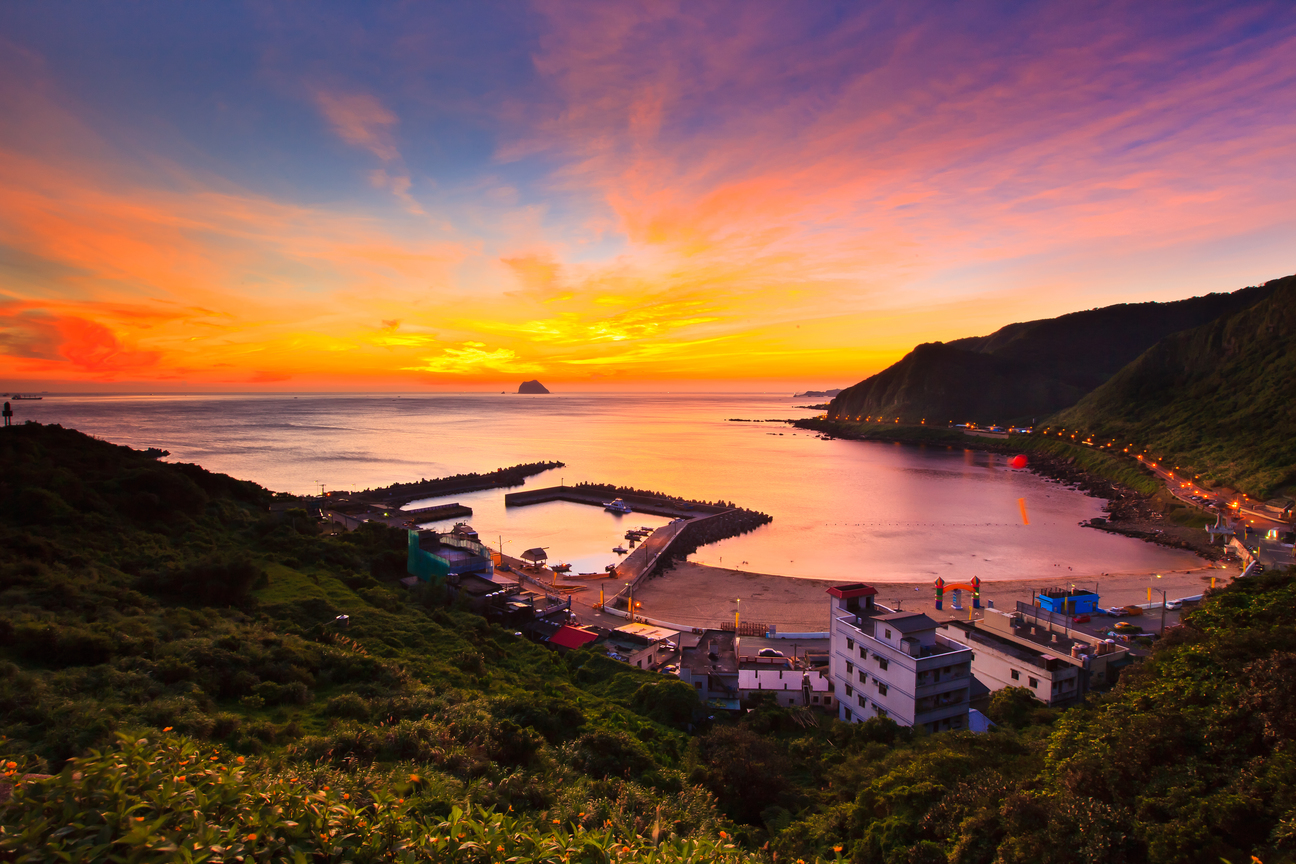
[857,695,866,708]
[812,696,819,704]
[845,685,853,697]
[846,661,853,674]
[694,682,702,689]
[885,629,892,639]
[878,657,889,671]
[1010,669,1020,681]
[876,706,888,718]
[858,670,866,684]
[846,638,854,650]
[952,716,964,729]
[1028,677,1039,688]
[875,681,888,696]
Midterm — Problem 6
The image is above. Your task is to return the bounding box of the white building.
[828,584,972,733]
[738,668,835,711]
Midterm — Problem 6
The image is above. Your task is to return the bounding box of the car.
[758,648,785,658]
[1114,621,1141,633]
[1122,605,1144,617]
[1106,606,1127,617]
[660,664,680,675]
[1071,614,1091,624]
[1165,598,1184,610]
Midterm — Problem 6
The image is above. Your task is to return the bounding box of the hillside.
[829,282,1276,426]
[3,423,1296,862]
[1053,273,1296,497]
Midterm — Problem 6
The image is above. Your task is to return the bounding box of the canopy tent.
[520,547,548,564]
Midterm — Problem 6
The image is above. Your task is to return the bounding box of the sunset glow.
[1,2,1293,390]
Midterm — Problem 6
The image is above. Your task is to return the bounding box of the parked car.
[1072,613,1091,623]
[1105,606,1126,617]
[1122,605,1144,617]
[758,648,785,658]
[1114,621,1142,633]
[1165,598,1184,610]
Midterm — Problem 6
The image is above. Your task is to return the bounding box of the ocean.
[10,392,1202,581]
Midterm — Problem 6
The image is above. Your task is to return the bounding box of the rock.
[518,380,550,394]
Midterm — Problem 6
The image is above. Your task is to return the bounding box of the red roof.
[549,625,599,650]
[826,583,878,599]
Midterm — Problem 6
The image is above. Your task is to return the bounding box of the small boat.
[625,530,641,540]
[639,526,653,533]
[451,522,479,540]
[603,498,633,514]
[612,545,628,554]
[604,564,618,573]
[551,563,572,573]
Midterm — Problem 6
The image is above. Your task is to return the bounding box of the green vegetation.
[1053,274,1296,497]
[828,282,1275,427]
[3,423,1296,862]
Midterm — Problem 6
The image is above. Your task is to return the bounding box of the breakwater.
[647,508,773,576]
[355,461,564,507]
[505,483,735,518]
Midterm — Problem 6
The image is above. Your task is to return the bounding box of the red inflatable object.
[1009,454,1028,469]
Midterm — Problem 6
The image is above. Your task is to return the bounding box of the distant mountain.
[1053,274,1296,496]
[794,388,842,397]
[518,380,550,394]
[828,282,1277,426]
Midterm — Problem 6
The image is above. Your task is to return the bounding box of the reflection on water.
[17,393,1202,582]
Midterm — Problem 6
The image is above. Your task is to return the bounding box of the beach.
[625,558,1235,631]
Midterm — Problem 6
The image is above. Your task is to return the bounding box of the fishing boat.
[612,545,628,554]
[603,498,632,514]
[451,522,479,540]
[551,562,572,573]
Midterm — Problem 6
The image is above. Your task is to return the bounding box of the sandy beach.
[625,559,1237,631]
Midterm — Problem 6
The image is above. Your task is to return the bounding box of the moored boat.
[603,498,632,514]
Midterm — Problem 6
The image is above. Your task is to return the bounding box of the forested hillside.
[828,281,1276,426]
[1054,273,1296,497]
[2,423,1295,863]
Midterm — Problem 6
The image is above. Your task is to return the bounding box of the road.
[1138,456,1290,532]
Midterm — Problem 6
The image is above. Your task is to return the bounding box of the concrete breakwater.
[647,508,773,577]
[505,483,733,519]
[356,461,564,507]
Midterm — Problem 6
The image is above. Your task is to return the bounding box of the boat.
[625,530,641,540]
[612,545,628,554]
[603,498,632,514]
[604,564,618,573]
[10,395,42,400]
[451,522,479,540]
[551,562,572,573]
[639,526,653,533]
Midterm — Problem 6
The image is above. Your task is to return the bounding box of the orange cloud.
[314,91,400,161]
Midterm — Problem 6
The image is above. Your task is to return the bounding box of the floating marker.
[1010,454,1027,469]
[1018,497,1030,525]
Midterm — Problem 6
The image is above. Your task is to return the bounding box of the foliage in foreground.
[0,734,771,863]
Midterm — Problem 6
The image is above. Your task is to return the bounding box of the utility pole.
[1160,589,1167,635]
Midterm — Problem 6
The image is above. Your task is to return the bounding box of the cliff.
[1053,273,1296,495]
[829,281,1277,426]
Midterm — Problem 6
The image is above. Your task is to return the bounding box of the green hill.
[1052,273,1296,497]
[829,282,1276,426]
[3,423,1296,862]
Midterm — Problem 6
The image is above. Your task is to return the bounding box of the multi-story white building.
[827,584,973,733]
[738,668,836,711]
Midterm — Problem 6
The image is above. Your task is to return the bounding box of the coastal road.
[1139,457,1289,531]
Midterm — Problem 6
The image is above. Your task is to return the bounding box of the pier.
[504,484,732,519]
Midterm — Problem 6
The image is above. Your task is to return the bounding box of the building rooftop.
[682,630,738,675]
[942,620,1056,669]
[827,583,878,599]
[873,611,938,633]
[613,622,678,644]
[549,625,600,650]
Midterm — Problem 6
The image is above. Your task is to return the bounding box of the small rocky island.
[518,380,550,394]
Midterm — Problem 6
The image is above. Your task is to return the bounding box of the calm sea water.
[12,393,1202,581]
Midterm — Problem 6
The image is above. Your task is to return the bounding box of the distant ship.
[10,395,42,400]
[603,498,632,514]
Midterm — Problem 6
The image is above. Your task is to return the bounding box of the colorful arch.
[934,576,981,610]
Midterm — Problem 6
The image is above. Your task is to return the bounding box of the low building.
[548,624,600,652]
[940,608,1131,706]
[407,529,494,583]
[678,630,741,709]
[828,583,973,733]
[1036,587,1100,616]
[606,622,679,670]
[739,668,835,711]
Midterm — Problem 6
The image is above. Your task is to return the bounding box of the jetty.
[354,461,564,508]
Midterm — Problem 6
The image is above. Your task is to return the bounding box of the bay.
[10,392,1202,581]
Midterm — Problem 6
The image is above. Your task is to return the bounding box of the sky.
[0,1,1294,392]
